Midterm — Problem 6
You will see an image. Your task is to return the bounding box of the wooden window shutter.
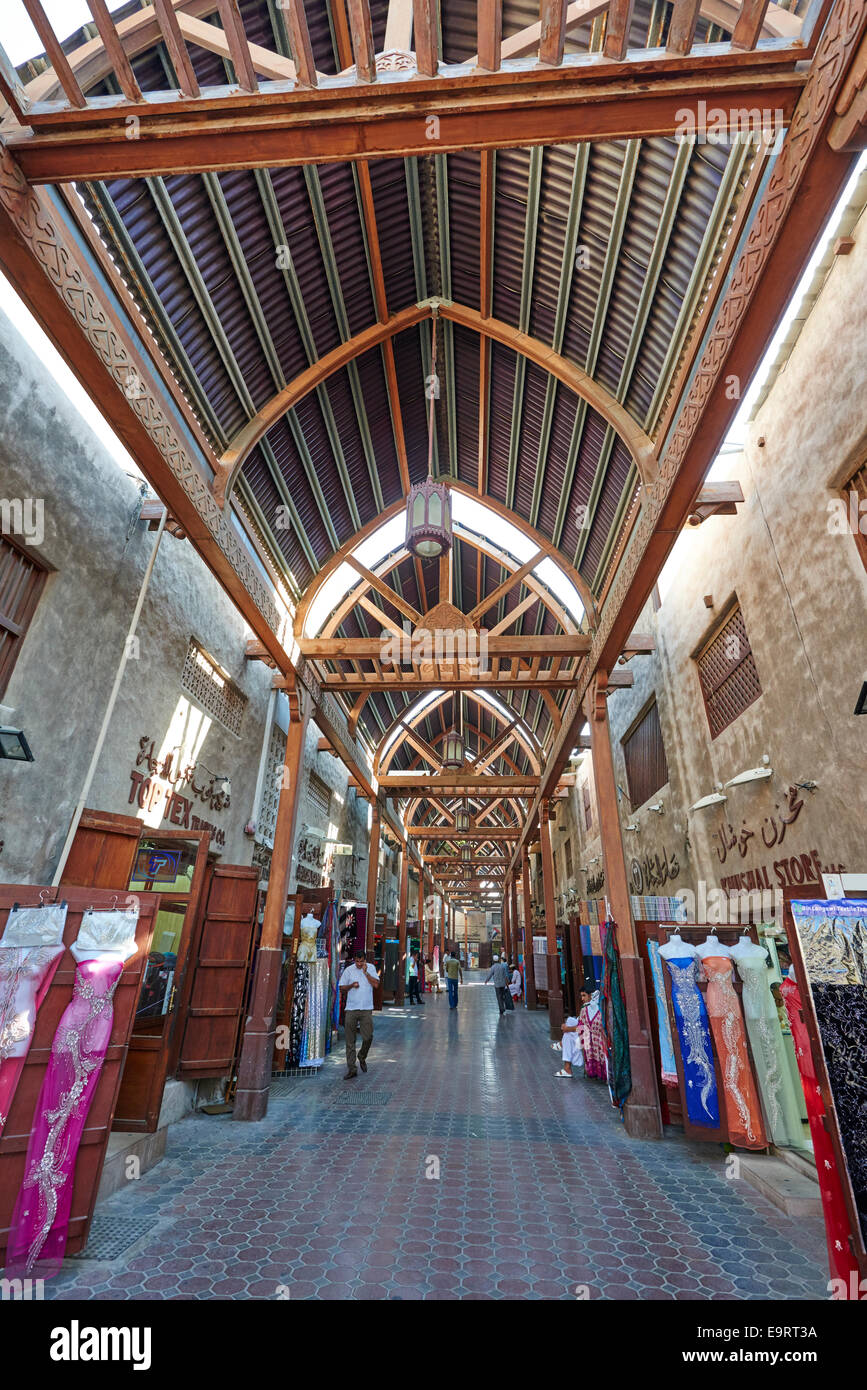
[622,700,669,808]
[695,602,762,738]
[0,534,47,699]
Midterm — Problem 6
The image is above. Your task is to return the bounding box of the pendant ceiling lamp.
[455,802,470,831]
[461,846,472,862]
[405,316,453,559]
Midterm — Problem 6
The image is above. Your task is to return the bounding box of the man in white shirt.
[339,949,380,1078]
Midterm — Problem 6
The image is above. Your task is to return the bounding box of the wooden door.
[172,863,260,1080]
[112,831,211,1132]
[60,808,143,891]
[0,885,157,1267]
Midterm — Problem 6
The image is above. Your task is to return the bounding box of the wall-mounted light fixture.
[689,790,727,810]
[0,727,34,762]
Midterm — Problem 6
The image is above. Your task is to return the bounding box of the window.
[307,770,332,816]
[695,600,762,738]
[0,534,48,699]
[181,639,246,735]
[582,781,592,831]
[843,459,867,573]
[622,700,669,808]
[564,837,573,879]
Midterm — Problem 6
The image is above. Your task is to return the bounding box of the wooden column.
[521,851,536,1007]
[503,876,512,958]
[366,801,381,951]
[397,846,409,1004]
[586,674,663,1140]
[538,803,564,1036]
[510,876,519,968]
[235,681,310,1121]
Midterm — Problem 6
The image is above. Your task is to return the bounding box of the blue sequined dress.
[663,954,720,1127]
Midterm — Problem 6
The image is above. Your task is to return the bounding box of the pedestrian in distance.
[443,950,463,1009]
[339,949,380,1078]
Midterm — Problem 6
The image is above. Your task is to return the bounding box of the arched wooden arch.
[214,303,657,504]
[375,690,542,777]
[296,481,598,638]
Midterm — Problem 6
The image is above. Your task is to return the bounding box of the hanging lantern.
[405,474,453,559]
[455,805,470,831]
[405,314,453,559]
[442,728,464,769]
[461,846,472,863]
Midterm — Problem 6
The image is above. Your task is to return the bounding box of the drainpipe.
[51,509,167,886]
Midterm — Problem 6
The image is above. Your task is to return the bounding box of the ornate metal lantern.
[455,801,470,831]
[442,728,464,769]
[405,316,453,559]
[461,846,472,863]
[405,474,453,559]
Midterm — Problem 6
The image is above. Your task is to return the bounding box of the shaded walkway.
[48,973,828,1300]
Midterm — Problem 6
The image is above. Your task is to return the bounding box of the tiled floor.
[48,973,830,1300]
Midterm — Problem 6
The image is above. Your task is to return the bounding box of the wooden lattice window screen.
[622,700,669,808]
[845,460,867,572]
[696,603,762,738]
[181,639,246,735]
[308,771,332,816]
[0,534,47,699]
[565,837,573,879]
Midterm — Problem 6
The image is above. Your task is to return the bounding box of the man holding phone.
[339,949,380,1078]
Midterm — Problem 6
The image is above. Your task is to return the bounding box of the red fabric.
[782,975,860,1292]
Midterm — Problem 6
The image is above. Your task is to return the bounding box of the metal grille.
[0,533,47,699]
[565,837,573,879]
[307,770,332,816]
[258,721,287,845]
[333,1090,392,1106]
[180,638,246,736]
[696,604,762,738]
[622,700,669,807]
[69,1216,155,1261]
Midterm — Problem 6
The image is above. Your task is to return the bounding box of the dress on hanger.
[701,952,766,1149]
[0,904,67,1136]
[663,954,720,1127]
[733,948,804,1148]
[647,940,678,1087]
[578,994,607,1080]
[6,905,138,1277]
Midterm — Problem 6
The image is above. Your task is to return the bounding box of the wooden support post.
[502,878,510,960]
[510,875,519,970]
[366,802,381,951]
[538,804,564,1037]
[397,847,409,1004]
[522,852,536,1008]
[235,682,311,1121]
[586,675,663,1140]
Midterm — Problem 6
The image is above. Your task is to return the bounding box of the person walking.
[485,958,513,1015]
[339,949,380,1078]
[443,950,463,1009]
[407,950,422,1005]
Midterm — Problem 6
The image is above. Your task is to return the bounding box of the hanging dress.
[701,953,766,1149]
[647,939,678,1087]
[578,996,607,1080]
[663,954,720,1128]
[733,949,805,1148]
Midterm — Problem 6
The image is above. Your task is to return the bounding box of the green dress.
[733,945,805,1148]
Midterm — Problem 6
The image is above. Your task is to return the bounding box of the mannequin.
[695,933,732,959]
[658,931,696,959]
[297,911,321,962]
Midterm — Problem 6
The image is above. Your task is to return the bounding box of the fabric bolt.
[663,955,720,1128]
[647,940,678,1086]
[601,923,631,1111]
[301,958,330,1067]
[734,950,805,1148]
[288,963,308,1066]
[702,955,766,1149]
[781,974,860,1288]
[6,955,124,1277]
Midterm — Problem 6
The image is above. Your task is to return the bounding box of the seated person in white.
[555,1015,584,1078]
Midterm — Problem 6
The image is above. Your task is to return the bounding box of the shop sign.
[720,848,847,894]
[630,847,681,894]
[710,784,845,892]
[127,735,229,847]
